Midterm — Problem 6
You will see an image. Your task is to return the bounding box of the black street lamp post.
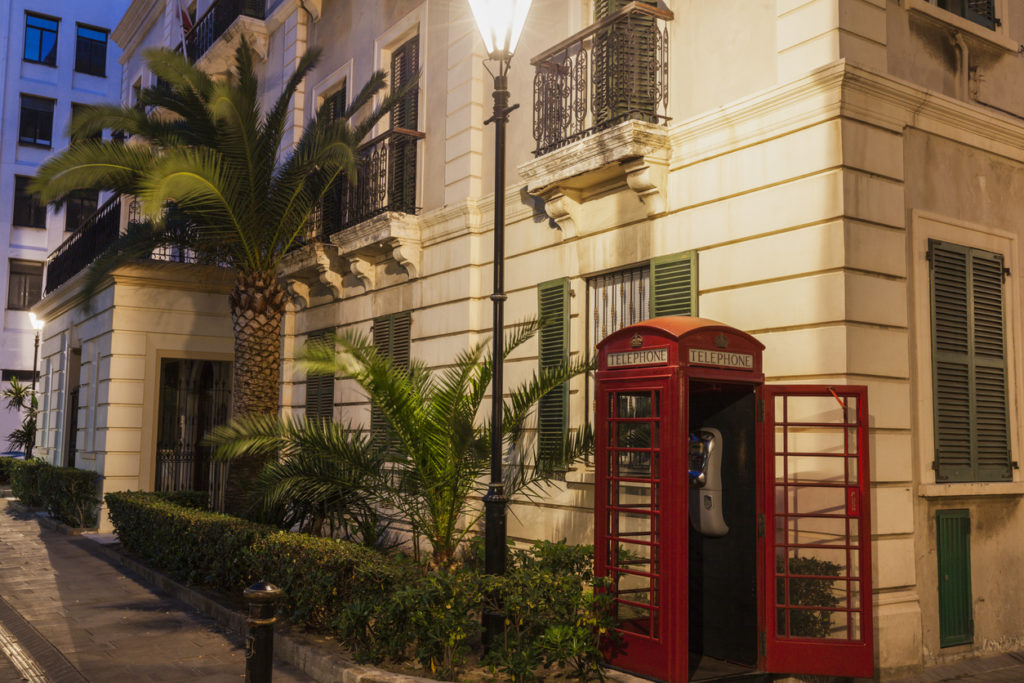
[469,0,533,644]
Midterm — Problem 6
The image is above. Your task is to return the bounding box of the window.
[929,240,1011,482]
[931,0,997,29]
[317,85,347,233]
[24,13,58,66]
[304,330,335,424]
[64,189,99,231]
[19,95,54,147]
[75,24,108,76]
[7,260,43,311]
[371,311,411,453]
[13,176,47,228]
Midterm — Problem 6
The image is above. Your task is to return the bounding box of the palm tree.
[33,40,412,510]
[209,320,594,566]
[2,378,37,458]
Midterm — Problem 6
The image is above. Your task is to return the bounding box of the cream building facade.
[31,0,1024,678]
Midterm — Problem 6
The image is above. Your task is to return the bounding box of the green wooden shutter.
[389,36,419,213]
[371,311,412,453]
[304,330,334,424]
[937,509,973,647]
[650,250,698,318]
[537,278,570,470]
[930,240,1011,482]
[966,0,996,29]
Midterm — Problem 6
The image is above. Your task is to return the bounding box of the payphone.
[595,317,873,682]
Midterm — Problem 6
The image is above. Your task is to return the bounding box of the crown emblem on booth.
[630,334,643,348]
[714,333,729,348]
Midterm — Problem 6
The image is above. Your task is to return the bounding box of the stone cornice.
[113,0,164,62]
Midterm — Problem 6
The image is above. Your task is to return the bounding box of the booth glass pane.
[782,515,853,547]
[617,451,653,477]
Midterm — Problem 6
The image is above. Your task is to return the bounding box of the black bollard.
[244,581,282,683]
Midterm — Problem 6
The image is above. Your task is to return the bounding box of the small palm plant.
[3,378,38,458]
[209,320,593,565]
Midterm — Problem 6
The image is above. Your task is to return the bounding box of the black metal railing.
[306,127,425,241]
[44,198,207,297]
[185,0,265,62]
[44,197,121,295]
[531,1,672,156]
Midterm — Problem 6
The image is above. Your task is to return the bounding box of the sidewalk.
[0,500,311,682]
[891,650,1024,682]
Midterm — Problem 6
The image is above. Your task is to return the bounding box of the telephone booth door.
[595,371,685,680]
[760,385,874,679]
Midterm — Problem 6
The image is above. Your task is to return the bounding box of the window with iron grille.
[19,95,54,147]
[931,0,997,29]
[317,84,347,235]
[24,13,58,66]
[13,176,47,228]
[371,311,411,454]
[7,260,43,311]
[75,24,108,77]
[929,240,1012,482]
[389,35,419,213]
[65,189,99,232]
[304,329,335,424]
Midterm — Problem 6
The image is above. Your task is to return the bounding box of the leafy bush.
[36,465,100,527]
[105,491,275,589]
[0,457,15,485]
[779,555,843,638]
[152,489,209,509]
[246,532,412,631]
[10,459,46,508]
[484,542,615,681]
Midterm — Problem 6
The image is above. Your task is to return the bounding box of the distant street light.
[29,313,44,394]
[469,0,533,646]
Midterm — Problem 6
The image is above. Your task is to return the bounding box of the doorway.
[155,359,231,492]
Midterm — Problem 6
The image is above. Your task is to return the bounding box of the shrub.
[10,459,46,508]
[36,465,100,527]
[152,489,209,509]
[246,532,412,631]
[105,491,275,589]
[484,542,616,681]
[0,457,14,485]
[779,555,843,638]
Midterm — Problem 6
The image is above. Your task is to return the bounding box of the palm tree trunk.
[222,269,285,513]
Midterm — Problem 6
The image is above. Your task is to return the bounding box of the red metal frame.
[759,385,874,679]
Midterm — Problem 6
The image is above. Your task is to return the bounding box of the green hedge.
[9,460,100,527]
[104,492,615,680]
[0,457,15,485]
[105,491,275,590]
[152,489,209,509]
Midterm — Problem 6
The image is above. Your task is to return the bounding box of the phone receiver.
[688,427,729,537]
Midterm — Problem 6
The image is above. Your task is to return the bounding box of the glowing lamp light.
[29,312,44,331]
[468,0,533,59]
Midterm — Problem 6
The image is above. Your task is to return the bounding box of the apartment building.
[30,0,1024,678]
[0,0,129,441]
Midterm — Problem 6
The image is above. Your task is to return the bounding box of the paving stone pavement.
[0,501,312,682]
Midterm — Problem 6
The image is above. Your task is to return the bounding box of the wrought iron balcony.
[185,0,265,62]
[305,127,425,242]
[44,197,121,295]
[531,1,672,156]
[44,198,205,297]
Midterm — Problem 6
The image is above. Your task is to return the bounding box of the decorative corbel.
[345,254,376,292]
[314,250,344,300]
[391,240,421,279]
[285,280,310,310]
[622,157,667,217]
[539,188,582,239]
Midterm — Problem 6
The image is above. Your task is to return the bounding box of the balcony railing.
[185,0,265,62]
[305,127,425,242]
[44,198,206,297]
[44,197,121,295]
[531,1,672,156]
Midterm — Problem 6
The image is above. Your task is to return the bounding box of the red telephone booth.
[595,317,873,682]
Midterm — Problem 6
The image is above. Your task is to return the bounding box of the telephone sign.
[595,316,874,682]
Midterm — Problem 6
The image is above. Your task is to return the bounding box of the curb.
[83,541,436,683]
